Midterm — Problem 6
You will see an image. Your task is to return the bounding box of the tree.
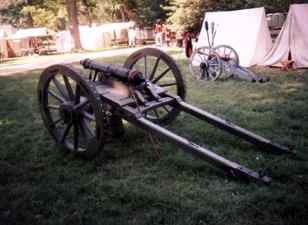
[166,0,299,32]
[136,0,168,26]
[66,0,82,49]
[166,0,216,32]
[81,0,96,26]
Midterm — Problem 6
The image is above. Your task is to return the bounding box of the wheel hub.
[200,62,208,70]
[59,103,81,124]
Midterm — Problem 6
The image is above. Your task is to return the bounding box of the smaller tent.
[197,7,273,67]
[261,4,308,68]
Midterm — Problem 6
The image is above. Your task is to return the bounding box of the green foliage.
[0,0,168,29]
[21,6,57,29]
[136,0,167,26]
[0,0,297,30]
[166,0,292,32]
[0,0,67,30]
[166,0,216,32]
[0,3,24,27]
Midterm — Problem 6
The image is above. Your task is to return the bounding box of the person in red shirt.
[154,19,163,47]
[164,28,171,47]
[183,31,193,58]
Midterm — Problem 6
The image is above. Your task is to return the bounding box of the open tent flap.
[261,4,308,68]
[197,7,273,67]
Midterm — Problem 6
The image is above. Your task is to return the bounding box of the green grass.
[0,50,307,225]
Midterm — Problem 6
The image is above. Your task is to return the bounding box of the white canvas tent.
[197,7,273,67]
[55,31,74,53]
[261,4,308,68]
[12,27,48,38]
[55,22,134,52]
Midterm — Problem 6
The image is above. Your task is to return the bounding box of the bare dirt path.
[0,47,143,76]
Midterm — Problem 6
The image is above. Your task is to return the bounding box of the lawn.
[0,49,307,225]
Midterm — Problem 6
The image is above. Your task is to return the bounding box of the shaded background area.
[0,50,307,225]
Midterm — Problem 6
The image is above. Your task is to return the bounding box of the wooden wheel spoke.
[82,119,95,137]
[75,85,81,104]
[74,98,89,110]
[60,122,72,143]
[152,67,171,83]
[197,53,205,62]
[79,119,89,137]
[48,90,66,103]
[73,122,79,150]
[149,57,161,81]
[79,121,88,139]
[159,82,177,87]
[47,104,60,110]
[52,117,63,126]
[144,56,147,79]
[210,62,219,67]
[83,111,95,121]
[62,75,74,100]
[52,77,69,100]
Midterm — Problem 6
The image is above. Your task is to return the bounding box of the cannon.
[189,21,269,82]
[38,48,294,184]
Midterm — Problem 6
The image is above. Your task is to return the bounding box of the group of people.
[154,19,174,47]
[128,19,195,50]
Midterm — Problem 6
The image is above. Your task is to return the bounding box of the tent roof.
[12,27,49,38]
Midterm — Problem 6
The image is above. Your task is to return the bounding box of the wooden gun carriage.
[38,48,294,184]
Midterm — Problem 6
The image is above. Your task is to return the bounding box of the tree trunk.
[120,6,126,22]
[82,0,93,27]
[66,0,82,49]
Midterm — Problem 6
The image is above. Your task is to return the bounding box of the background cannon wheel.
[189,46,223,81]
[124,47,186,125]
[38,64,105,159]
[214,45,239,78]
[214,45,239,66]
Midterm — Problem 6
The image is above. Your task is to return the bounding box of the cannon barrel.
[81,58,146,85]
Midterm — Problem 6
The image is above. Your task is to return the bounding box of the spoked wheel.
[214,45,239,78]
[124,47,186,125]
[38,64,105,159]
[189,46,223,81]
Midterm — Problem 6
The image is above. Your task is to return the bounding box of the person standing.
[128,25,137,47]
[164,28,171,47]
[154,19,163,47]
